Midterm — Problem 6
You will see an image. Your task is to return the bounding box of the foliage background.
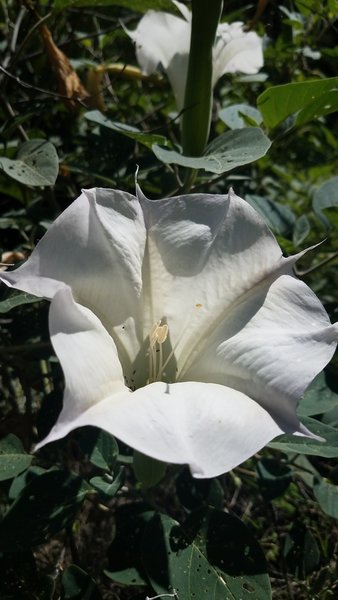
[0,0,338,598]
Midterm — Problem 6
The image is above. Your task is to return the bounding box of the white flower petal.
[125,10,190,73]
[172,0,191,22]
[36,379,308,479]
[138,186,337,428]
[1,188,146,369]
[125,9,263,108]
[138,187,284,366]
[213,22,263,83]
[185,274,338,430]
[35,285,126,449]
[166,54,190,111]
[124,8,190,108]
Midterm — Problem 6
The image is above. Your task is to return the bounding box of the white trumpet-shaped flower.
[2,188,337,478]
[124,1,264,110]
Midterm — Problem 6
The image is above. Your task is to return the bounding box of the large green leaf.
[292,455,319,489]
[0,470,90,551]
[219,104,262,129]
[77,428,119,471]
[0,140,59,186]
[296,89,338,126]
[153,128,271,174]
[313,478,338,519]
[54,0,177,11]
[62,565,102,600]
[245,194,295,236]
[312,176,338,228]
[0,434,32,482]
[142,509,271,599]
[85,111,168,149]
[283,522,320,578]
[105,504,154,587]
[0,287,40,313]
[257,77,338,129]
[270,417,338,457]
[293,214,311,246]
[9,466,47,500]
[297,373,338,417]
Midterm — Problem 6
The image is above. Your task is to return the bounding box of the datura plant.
[1,187,337,478]
[124,0,263,112]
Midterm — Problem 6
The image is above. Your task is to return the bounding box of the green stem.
[181,0,223,157]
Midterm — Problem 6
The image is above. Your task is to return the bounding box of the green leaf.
[219,104,263,129]
[297,373,338,417]
[323,406,338,428]
[77,428,119,471]
[283,522,320,578]
[105,504,154,587]
[245,194,295,236]
[313,478,338,519]
[0,140,59,186]
[293,214,311,246]
[153,128,271,174]
[0,434,32,482]
[257,77,338,129]
[85,111,169,149]
[176,468,224,511]
[54,0,177,12]
[90,466,125,499]
[296,89,338,126]
[0,470,90,551]
[0,287,40,313]
[292,455,318,488]
[9,466,47,500]
[312,176,338,228]
[133,451,167,488]
[256,458,292,500]
[142,509,271,599]
[104,567,146,587]
[62,565,102,600]
[270,417,338,457]
[88,431,119,471]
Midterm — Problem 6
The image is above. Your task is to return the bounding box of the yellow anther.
[150,322,168,347]
[156,323,168,344]
[148,321,169,383]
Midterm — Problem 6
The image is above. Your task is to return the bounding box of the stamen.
[148,321,169,383]
[150,322,168,346]
[148,302,202,383]
[160,302,203,377]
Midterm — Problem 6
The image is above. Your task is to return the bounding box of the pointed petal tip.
[135,182,148,204]
[172,0,191,21]
[120,19,133,38]
[0,274,14,287]
[295,420,326,443]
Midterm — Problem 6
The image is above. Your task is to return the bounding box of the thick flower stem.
[181,0,223,157]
